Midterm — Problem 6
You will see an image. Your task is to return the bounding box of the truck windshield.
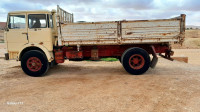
[28,14,47,28]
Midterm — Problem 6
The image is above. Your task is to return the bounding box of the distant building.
[0,22,6,30]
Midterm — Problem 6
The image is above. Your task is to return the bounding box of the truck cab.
[4,10,57,61]
[4,6,75,77]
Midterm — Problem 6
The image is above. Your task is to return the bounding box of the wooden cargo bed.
[58,14,185,46]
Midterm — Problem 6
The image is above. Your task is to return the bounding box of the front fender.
[18,43,54,62]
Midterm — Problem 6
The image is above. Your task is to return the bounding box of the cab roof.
[8,10,52,14]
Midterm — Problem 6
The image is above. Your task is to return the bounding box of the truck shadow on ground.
[46,62,190,76]
[3,60,198,79]
[47,64,128,76]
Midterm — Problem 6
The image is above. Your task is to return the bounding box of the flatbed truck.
[4,6,186,76]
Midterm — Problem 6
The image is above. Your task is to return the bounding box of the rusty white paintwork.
[59,21,119,46]
[57,5,73,23]
[59,15,185,46]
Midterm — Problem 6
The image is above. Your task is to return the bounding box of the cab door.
[5,14,28,59]
[27,14,53,51]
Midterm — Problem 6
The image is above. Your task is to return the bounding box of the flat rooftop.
[8,10,51,14]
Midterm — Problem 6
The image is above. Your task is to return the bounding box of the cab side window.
[47,14,53,28]
[28,14,47,28]
[49,15,53,28]
[8,15,26,29]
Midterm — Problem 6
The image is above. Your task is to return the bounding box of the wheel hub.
[32,63,36,66]
[129,54,145,70]
[26,57,42,72]
[133,58,139,64]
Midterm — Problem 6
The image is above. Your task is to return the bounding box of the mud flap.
[150,45,158,68]
[5,53,9,60]
[150,56,158,68]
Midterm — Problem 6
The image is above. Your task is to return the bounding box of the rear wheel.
[21,50,49,77]
[121,47,150,75]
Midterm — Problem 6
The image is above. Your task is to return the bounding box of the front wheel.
[121,47,150,75]
[21,50,49,77]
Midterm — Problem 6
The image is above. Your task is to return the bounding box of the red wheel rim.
[129,54,145,70]
[26,57,42,72]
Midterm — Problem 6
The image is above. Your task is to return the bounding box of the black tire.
[121,47,150,75]
[21,50,49,77]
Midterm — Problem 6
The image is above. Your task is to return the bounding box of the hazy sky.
[0,0,199,25]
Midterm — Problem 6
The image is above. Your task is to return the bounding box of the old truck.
[4,6,186,77]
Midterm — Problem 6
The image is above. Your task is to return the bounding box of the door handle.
[22,32,28,40]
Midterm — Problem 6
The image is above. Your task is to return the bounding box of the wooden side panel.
[121,20,181,44]
[61,22,119,45]
[60,15,185,46]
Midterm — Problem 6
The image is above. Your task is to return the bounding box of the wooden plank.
[121,20,180,41]
[172,57,188,63]
[61,22,119,45]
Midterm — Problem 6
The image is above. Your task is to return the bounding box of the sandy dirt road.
[1,47,200,112]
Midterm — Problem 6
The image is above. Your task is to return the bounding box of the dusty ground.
[1,42,200,112]
[172,30,200,49]
[1,30,200,112]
